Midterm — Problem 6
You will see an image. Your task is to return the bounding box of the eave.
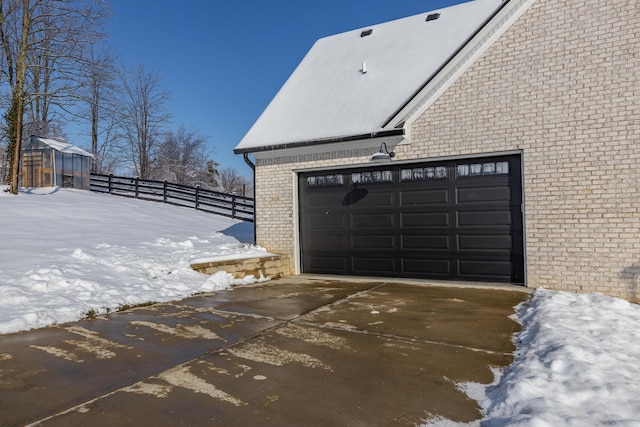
[233,129,405,155]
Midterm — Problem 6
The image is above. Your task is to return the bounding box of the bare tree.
[24,2,58,138]
[0,0,109,193]
[3,0,32,194]
[117,65,170,179]
[216,166,248,195]
[79,110,119,175]
[76,45,120,173]
[25,1,109,139]
[153,124,214,186]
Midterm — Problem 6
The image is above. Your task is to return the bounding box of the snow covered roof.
[235,0,507,153]
[25,136,93,157]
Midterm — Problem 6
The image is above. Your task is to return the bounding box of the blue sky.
[105,0,468,177]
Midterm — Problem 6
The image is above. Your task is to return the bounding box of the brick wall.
[254,162,295,258]
[402,0,640,300]
[252,0,640,301]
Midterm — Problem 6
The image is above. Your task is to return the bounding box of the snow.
[422,289,640,426]
[33,136,93,157]
[3,187,640,425]
[0,186,270,335]
[236,0,504,150]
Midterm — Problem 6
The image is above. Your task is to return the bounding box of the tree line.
[0,0,249,195]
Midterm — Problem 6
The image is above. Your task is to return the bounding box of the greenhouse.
[20,136,93,190]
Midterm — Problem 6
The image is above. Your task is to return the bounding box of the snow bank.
[482,288,640,426]
[422,289,640,426]
[0,187,269,334]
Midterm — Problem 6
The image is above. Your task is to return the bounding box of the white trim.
[387,0,538,130]
[252,135,406,161]
[292,170,302,274]
[52,151,57,187]
[520,149,529,287]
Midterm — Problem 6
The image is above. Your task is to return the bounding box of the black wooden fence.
[90,173,254,222]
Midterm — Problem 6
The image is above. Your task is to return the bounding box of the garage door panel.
[304,255,348,273]
[303,233,348,250]
[401,234,451,250]
[458,259,514,280]
[352,257,396,274]
[399,189,449,206]
[303,212,347,229]
[352,234,396,249]
[350,191,395,208]
[306,193,345,208]
[457,234,512,251]
[402,258,452,276]
[351,213,395,228]
[456,210,512,227]
[401,211,450,227]
[456,186,511,204]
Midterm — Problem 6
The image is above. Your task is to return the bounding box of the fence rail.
[90,173,254,222]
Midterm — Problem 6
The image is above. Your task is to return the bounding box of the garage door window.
[400,166,447,181]
[352,170,392,184]
[307,174,345,188]
[457,161,509,178]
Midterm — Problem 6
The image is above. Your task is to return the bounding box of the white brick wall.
[252,0,640,301]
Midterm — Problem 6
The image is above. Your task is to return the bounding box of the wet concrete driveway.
[0,276,529,426]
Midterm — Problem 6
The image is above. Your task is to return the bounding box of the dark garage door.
[298,154,524,284]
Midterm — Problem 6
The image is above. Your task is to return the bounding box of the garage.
[298,154,524,284]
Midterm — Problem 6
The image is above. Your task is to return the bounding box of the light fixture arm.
[370,142,395,162]
[381,142,395,158]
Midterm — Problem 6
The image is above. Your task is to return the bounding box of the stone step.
[191,255,291,280]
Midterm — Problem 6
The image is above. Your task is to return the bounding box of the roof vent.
[360,28,373,37]
[426,13,440,22]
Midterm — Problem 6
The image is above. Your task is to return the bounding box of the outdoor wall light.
[370,142,395,162]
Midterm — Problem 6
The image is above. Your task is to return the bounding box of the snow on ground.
[3,187,640,426]
[423,289,640,427]
[0,186,270,335]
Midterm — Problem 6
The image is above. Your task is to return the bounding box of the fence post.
[134,176,139,198]
[231,195,237,219]
[108,174,113,193]
[195,185,200,209]
[163,180,168,203]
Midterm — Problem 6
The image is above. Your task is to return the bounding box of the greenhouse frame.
[20,136,93,190]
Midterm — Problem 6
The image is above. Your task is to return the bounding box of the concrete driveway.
[0,276,528,426]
